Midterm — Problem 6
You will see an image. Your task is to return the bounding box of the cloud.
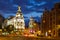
[36,2,47,6]
[26,6,33,9]
[13,4,18,8]
[24,12,42,18]
[0,0,60,18]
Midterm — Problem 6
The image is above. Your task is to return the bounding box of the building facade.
[41,3,60,37]
[29,17,39,34]
[7,6,25,31]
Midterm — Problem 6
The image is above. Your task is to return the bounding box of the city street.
[0,36,60,40]
[0,0,60,40]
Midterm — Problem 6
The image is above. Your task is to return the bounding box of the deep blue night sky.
[0,0,60,22]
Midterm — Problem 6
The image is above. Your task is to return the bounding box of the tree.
[6,25,14,33]
[0,14,5,29]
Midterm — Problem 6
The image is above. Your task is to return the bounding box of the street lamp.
[43,20,45,23]
[48,30,52,37]
[48,30,51,33]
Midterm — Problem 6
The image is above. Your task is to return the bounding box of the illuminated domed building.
[29,17,40,34]
[29,17,34,29]
[7,6,25,31]
[29,17,36,33]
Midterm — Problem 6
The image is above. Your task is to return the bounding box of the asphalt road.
[0,36,60,40]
